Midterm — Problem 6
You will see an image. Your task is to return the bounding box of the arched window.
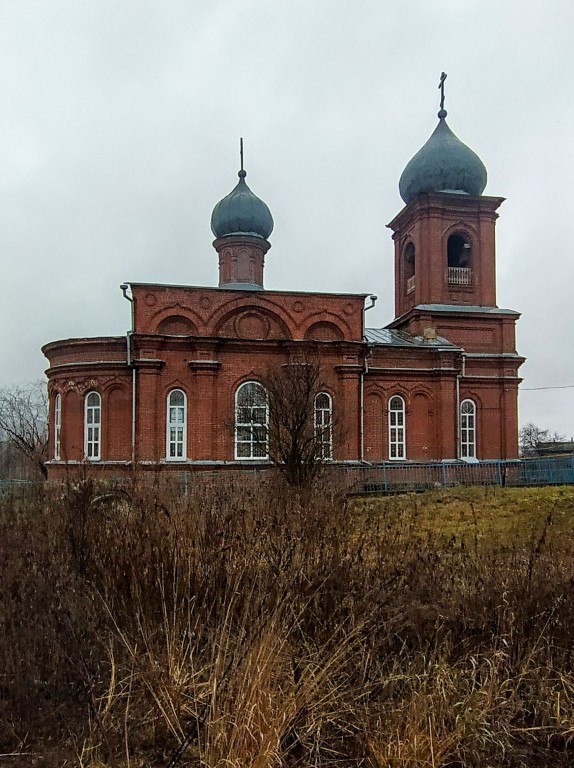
[235,382,269,460]
[447,233,472,285]
[460,399,477,459]
[166,389,187,461]
[404,242,416,294]
[54,393,62,460]
[84,391,101,461]
[314,392,332,460]
[388,395,406,460]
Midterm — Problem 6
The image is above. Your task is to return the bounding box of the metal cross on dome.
[438,72,447,112]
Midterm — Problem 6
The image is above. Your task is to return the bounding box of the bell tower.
[385,75,524,460]
[387,74,516,355]
[389,190,504,319]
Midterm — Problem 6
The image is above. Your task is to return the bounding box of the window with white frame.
[314,392,332,460]
[166,389,187,460]
[235,382,269,459]
[84,391,101,461]
[54,393,62,460]
[460,399,477,458]
[388,395,406,460]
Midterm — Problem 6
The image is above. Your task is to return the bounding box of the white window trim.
[166,389,187,461]
[388,395,406,461]
[314,392,333,460]
[54,393,62,460]
[84,391,101,461]
[235,381,269,460]
[460,398,477,459]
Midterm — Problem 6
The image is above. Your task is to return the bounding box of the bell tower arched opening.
[447,232,472,286]
[404,242,416,294]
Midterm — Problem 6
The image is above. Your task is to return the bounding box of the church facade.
[43,99,524,479]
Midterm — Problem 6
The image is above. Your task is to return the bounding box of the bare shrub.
[263,355,339,487]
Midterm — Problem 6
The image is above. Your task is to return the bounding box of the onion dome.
[399,109,487,204]
[211,169,274,240]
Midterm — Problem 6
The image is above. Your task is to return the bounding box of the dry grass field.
[2,477,574,767]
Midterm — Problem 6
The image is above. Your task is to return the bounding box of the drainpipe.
[455,351,466,460]
[361,295,378,462]
[120,283,136,467]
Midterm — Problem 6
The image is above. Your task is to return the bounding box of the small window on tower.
[404,242,415,293]
[447,233,472,285]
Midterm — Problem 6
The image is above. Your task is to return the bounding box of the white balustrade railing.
[448,267,472,285]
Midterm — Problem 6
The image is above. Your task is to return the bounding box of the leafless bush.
[264,355,340,487]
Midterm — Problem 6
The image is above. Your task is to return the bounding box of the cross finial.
[438,72,447,117]
[240,137,244,173]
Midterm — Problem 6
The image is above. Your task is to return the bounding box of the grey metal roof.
[365,327,458,348]
[415,304,519,315]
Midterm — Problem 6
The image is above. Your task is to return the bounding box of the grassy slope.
[359,484,574,544]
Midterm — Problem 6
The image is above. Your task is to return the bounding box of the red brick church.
[43,91,524,478]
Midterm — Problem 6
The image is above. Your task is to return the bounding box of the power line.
[521,384,574,391]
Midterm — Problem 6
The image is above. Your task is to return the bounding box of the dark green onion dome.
[399,109,487,204]
[211,169,274,240]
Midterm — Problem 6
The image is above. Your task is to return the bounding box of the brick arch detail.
[459,391,482,408]
[229,372,267,394]
[410,385,433,401]
[441,220,479,242]
[212,305,292,340]
[149,304,204,334]
[304,321,344,342]
[156,315,198,336]
[386,389,409,406]
[206,296,295,336]
[299,311,351,341]
[161,379,189,399]
[364,384,387,400]
[105,381,129,396]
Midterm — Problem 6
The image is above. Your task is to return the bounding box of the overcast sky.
[1,0,573,437]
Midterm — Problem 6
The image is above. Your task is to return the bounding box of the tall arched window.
[447,232,472,285]
[235,382,269,460]
[314,392,332,460]
[84,391,101,461]
[460,399,477,459]
[166,389,187,461]
[404,241,416,294]
[54,393,62,460]
[388,395,406,460]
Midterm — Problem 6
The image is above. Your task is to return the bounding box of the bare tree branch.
[0,382,49,479]
[263,355,337,487]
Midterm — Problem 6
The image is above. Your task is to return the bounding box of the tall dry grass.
[2,476,574,766]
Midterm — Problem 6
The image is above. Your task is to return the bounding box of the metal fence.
[0,478,45,502]
[339,456,574,495]
[1,456,574,497]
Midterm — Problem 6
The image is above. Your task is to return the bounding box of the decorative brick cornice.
[188,360,221,373]
[387,192,505,234]
[132,358,165,370]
